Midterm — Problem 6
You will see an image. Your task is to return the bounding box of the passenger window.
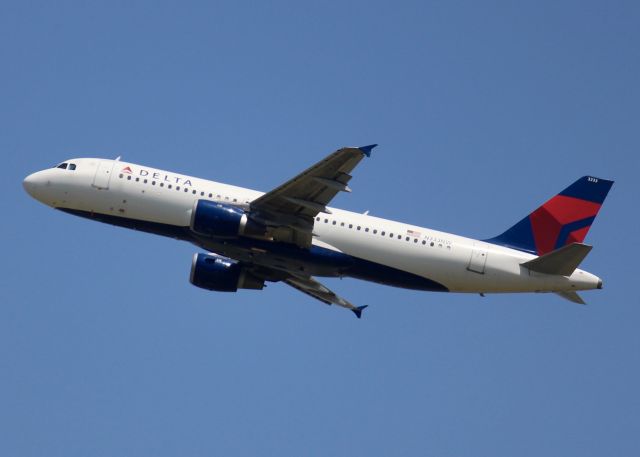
[135,177,140,182]
[381,231,385,236]
[184,188,189,193]
[152,181,156,185]
[168,184,172,189]
[68,164,76,170]
[119,174,123,178]
[192,190,197,194]
[316,217,320,221]
[209,193,213,198]
[357,226,361,231]
[127,176,131,180]
[324,219,328,223]
[201,192,205,196]
[397,235,401,239]
[422,240,426,245]
[373,229,377,234]
[176,186,180,191]
[332,221,336,225]
[365,228,369,232]
[341,222,345,227]
[160,182,164,187]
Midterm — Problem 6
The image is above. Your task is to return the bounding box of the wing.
[250,144,376,247]
[284,275,368,318]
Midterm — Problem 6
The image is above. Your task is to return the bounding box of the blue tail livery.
[486,176,614,255]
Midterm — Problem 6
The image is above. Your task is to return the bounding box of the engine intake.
[190,253,265,292]
[190,200,265,238]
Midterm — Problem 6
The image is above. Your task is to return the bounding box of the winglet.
[351,305,368,319]
[358,144,377,157]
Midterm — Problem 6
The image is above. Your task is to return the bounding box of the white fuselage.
[23,158,602,295]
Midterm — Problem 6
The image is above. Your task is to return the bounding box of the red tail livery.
[487,176,614,255]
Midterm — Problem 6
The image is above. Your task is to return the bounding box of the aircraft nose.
[23,171,46,200]
[23,172,37,196]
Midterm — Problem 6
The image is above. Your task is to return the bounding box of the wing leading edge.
[249,145,376,247]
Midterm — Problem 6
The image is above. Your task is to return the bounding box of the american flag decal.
[407,229,421,237]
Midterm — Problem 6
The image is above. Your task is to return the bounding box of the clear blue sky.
[2,1,639,455]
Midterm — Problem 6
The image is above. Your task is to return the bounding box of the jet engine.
[189,253,265,292]
[190,200,265,238]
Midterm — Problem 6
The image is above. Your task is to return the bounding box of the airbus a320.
[23,145,613,318]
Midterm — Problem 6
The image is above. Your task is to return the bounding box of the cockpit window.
[54,162,77,170]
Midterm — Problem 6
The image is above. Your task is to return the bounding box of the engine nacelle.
[190,200,265,238]
[189,253,265,292]
[191,200,244,237]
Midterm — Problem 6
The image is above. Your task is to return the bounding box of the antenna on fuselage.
[115,156,122,161]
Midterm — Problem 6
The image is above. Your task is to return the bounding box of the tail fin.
[486,176,613,255]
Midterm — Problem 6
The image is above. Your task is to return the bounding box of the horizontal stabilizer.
[555,291,586,305]
[521,242,592,276]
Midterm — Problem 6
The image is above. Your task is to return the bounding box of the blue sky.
[2,1,639,455]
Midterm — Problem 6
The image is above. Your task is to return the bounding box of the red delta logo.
[121,166,133,174]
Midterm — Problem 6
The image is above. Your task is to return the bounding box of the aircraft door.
[467,246,488,274]
[92,160,115,189]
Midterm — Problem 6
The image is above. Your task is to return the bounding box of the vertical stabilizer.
[486,176,613,255]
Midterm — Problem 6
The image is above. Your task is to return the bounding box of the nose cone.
[23,172,39,197]
[23,170,48,202]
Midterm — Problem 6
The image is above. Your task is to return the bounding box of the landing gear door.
[92,160,115,190]
[468,247,488,274]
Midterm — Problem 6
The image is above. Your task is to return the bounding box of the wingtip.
[358,144,377,157]
[351,305,368,318]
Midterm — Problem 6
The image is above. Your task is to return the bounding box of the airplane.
[23,145,613,318]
